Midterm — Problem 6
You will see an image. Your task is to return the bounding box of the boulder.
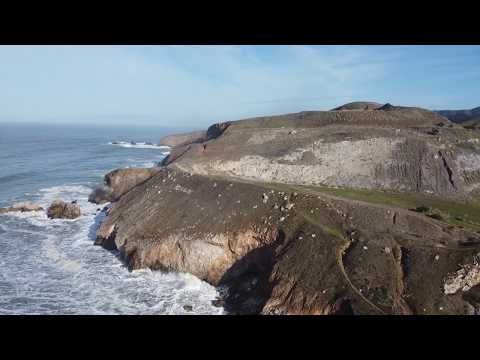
[0,202,44,214]
[47,200,81,219]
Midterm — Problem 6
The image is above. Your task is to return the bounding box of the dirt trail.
[336,238,387,315]
[301,212,387,314]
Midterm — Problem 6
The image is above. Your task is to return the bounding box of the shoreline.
[0,134,223,315]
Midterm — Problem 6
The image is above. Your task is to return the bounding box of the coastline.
[90,106,480,315]
[0,125,224,315]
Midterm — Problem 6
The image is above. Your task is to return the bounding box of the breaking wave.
[108,141,171,150]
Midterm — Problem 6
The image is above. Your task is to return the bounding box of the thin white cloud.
[1,45,387,125]
[1,45,475,126]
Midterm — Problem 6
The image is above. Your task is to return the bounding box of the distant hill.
[331,101,384,111]
[461,117,480,129]
[435,107,480,124]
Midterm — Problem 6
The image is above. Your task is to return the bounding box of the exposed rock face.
[158,130,207,148]
[89,167,161,204]
[0,202,43,214]
[444,254,480,294]
[47,200,81,219]
[163,107,480,198]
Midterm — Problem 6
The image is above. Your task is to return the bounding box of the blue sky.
[0,45,479,128]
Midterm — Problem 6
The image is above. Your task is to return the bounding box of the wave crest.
[108,141,171,150]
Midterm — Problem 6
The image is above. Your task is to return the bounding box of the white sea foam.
[43,237,82,273]
[0,183,224,315]
[125,153,169,169]
[108,141,171,150]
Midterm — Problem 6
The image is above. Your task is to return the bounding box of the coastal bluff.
[93,103,480,314]
[158,130,207,148]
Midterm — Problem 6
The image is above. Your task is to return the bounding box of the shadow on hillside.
[87,204,123,261]
[217,230,286,315]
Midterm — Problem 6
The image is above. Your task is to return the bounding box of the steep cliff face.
[96,167,480,314]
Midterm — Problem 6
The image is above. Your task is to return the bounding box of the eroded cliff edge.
[94,104,480,314]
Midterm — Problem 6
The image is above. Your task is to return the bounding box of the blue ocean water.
[0,123,223,315]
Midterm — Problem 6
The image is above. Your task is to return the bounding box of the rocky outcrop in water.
[0,202,44,214]
[47,200,81,219]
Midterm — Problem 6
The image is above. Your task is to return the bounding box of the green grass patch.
[302,213,344,238]
[299,185,480,232]
[226,176,480,232]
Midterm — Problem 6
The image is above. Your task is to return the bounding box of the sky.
[0,45,479,128]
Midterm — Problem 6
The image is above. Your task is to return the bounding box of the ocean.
[0,123,223,315]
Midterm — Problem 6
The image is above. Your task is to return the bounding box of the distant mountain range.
[435,107,480,128]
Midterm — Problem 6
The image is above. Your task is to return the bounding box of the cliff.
[162,105,480,198]
[93,104,480,315]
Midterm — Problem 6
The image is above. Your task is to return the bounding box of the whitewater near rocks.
[0,124,223,315]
